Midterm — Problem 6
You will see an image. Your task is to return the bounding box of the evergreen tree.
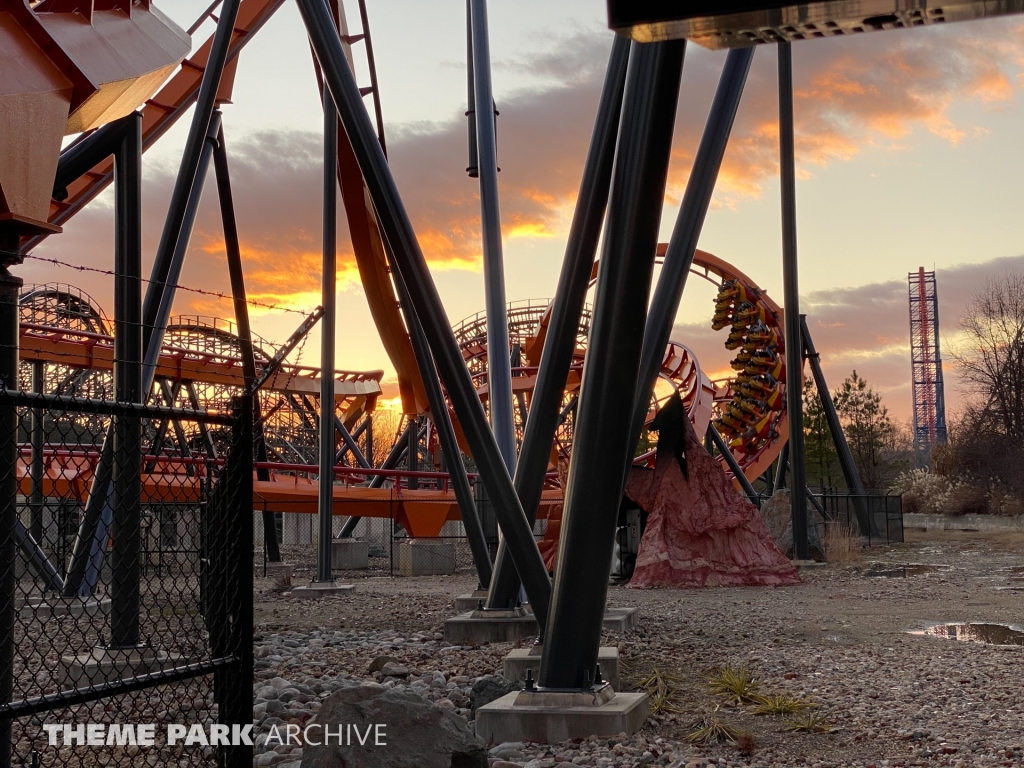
[803,378,840,489]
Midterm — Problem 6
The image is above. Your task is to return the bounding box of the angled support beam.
[539,39,686,690]
[800,315,876,537]
[628,45,755,459]
[707,424,758,503]
[297,0,552,628]
[486,33,630,610]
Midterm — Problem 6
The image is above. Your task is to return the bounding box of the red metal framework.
[908,267,947,454]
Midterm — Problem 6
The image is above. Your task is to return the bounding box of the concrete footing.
[444,606,639,644]
[504,647,620,690]
[454,590,489,611]
[60,645,182,690]
[475,689,649,744]
[17,595,111,621]
[398,539,456,576]
[331,540,369,570]
[290,580,355,599]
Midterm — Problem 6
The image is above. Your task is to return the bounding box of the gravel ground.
[253,529,1024,768]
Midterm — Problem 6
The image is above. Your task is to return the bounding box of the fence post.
[219,394,253,768]
[0,235,23,768]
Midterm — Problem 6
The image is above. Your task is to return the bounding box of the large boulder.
[760,489,825,559]
[301,683,486,768]
[469,675,523,717]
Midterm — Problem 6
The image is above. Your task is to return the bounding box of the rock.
[380,662,410,678]
[470,676,523,717]
[301,683,486,768]
[760,488,825,559]
[369,655,401,674]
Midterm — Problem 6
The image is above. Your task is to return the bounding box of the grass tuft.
[707,664,761,704]
[684,712,747,745]
[751,693,812,716]
[824,521,862,565]
[785,711,834,733]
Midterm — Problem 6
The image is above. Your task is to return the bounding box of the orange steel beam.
[20,322,383,401]
[43,0,287,232]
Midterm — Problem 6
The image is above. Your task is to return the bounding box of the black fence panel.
[0,389,251,768]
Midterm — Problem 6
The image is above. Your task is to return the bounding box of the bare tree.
[952,272,1024,440]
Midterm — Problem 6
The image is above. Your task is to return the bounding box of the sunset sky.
[25,1,1024,424]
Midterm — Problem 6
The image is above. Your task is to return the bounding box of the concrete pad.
[290,580,355,599]
[331,539,369,570]
[602,607,638,632]
[398,539,456,576]
[60,646,183,690]
[443,609,537,644]
[444,606,639,645]
[454,590,490,611]
[474,691,649,744]
[17,595,111,621]
[505,647,620,690]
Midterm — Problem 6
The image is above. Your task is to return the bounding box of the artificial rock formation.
[625,394,800,589]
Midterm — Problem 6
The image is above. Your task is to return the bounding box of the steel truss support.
[775,442,788,490]
[387,248,493,588]
[110,112,144,649]
[469,0,516,472]
[297,0,552,627]
[778,42,809,560]
[30,361,44,543]
[213,124,281,561]
[539,39,685,690]
[485,34,630,610]
[333,415,370,469]
[706,423,758,503]
[628,46,754,457]
[318,83,340,584]
[800,315,876,537]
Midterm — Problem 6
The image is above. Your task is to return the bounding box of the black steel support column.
[539,39,685,689]
[297,0,552,627]
[142,0,242,350]
[775,442,788,490]
[800,315,875,537]
[469,0,516,472]
[407,415,419,490]
[388,249,492,587]
[0,231,22,768]
[213,125,281,562]
[628,46,754,457]
[337,419,416,538]
[486,34,629,610]
[778,42,808,560]
[333,416,370,469]
[464,0,478,177]
[30,361,44,544]
[318,84,339,584]
[110,112,144,648]
[707,424,758,503]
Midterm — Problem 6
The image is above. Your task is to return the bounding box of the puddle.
[864,564,945,578]
[908,623,1024,647]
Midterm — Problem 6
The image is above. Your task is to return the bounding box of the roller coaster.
[1,0,790,544]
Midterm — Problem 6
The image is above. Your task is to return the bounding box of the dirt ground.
[254,528,1024,766]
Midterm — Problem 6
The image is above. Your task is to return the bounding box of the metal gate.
[0,389,252,768]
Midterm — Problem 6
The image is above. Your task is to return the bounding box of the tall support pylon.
[908,268,948,459]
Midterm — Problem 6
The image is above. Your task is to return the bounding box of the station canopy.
[607,0,1024,47]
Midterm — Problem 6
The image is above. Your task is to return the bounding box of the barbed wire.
[22,254,314,317]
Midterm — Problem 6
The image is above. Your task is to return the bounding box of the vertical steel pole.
[800,315,876,537]
[297,0,552,627]
[0,230,22,768]
[464,0,479,178]
[539,39,685,689]
[110,112,144,648]
[318,84,339,584]
[407,415,419,490]
[778,42,808,560]
[30,361,44,545]
[213,127,281,562]
[388,248,493,587]
[485,35,630,610]
[365,415,373,466]
[628,47,754,457]
[469,0,516,472]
